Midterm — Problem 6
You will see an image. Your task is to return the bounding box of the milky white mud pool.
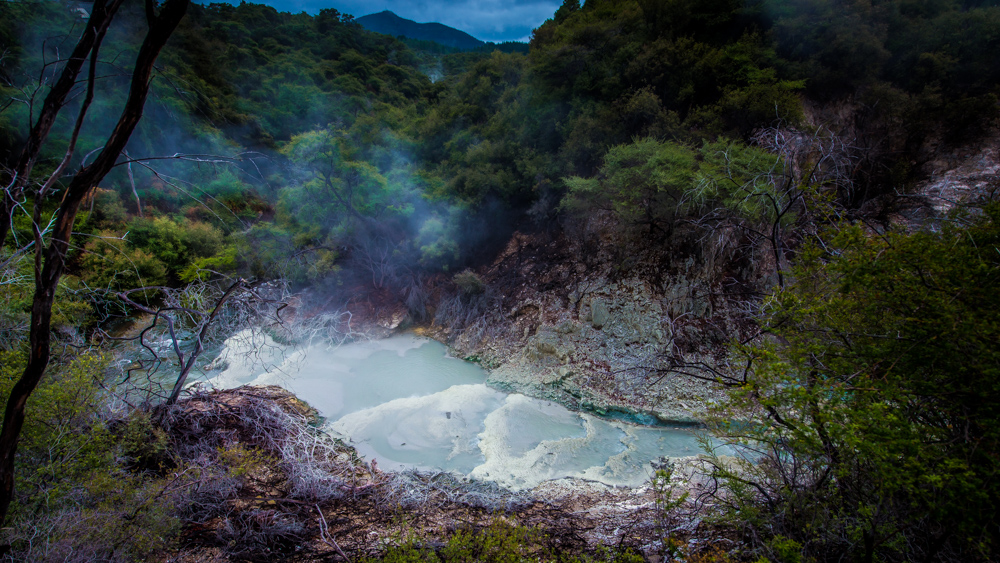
[206,332,709,490]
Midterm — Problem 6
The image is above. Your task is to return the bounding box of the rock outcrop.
[440,214,768,423]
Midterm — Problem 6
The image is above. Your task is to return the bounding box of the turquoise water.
[207,333,710,489]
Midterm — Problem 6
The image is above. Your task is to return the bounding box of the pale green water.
[207,333,709,490]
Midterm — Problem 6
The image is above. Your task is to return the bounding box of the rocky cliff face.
[437,213,771,423]
[913,131,1000,218]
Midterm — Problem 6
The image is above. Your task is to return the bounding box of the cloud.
[212,0,559,42]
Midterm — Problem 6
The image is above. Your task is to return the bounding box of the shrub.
[707,205,1000,562]
[90,189,128,226]
[78,231,168,291]
[453,269,485,296]
[0,351,180,561]
[372,519,644,563]
[126,216,224,275]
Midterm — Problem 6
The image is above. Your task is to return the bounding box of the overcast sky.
[213,0,561,42]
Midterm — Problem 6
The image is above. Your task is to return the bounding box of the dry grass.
[156,386,544,561]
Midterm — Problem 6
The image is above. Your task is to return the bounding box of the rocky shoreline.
[161,385,720,562]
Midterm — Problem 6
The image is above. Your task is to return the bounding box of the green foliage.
[694,140,787,222]
[0,262,30,348]
[77,216,229,290]
[127,216,225,273]
[709,206,1000,561]
[161,1,432,145]
[9,0,989,282]
[561,137,781,236]
[529,0,803,140]
[6,0,998,283]
[179,244,240,282]
[194,169,271,226]
[371,519,644,563]
[767,536,804,563]
[437,521,545,562]
[415,213,461,270]
[650,459,690,559]
[561,138,697,233]
[280,128,401,232]
[767,0,1000,101]
[453,269,485,296]
[0,351,179,560]
[1,253,92,348]
[238,223,339,284]
[78,231,169,291]
[90,189,129,227]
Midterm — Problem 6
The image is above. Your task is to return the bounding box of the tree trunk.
[0,0,126,249]
[0,0,189,527]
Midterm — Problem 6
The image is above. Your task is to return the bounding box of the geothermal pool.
[206,333,709,490]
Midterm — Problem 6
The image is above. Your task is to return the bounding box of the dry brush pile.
[157,385,543,562]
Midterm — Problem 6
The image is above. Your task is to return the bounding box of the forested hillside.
[5,0,998,293]
[1,0,998,560]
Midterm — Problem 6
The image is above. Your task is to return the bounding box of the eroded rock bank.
[432,214,769,424]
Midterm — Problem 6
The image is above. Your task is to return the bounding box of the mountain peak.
[355,10,485,51]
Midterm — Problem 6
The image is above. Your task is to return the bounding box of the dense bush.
[0,352,179,561]
[708,205,1000,562]
[560,137,784,238]
[78,231,170,291]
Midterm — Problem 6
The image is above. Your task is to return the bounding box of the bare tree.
[690,126,856,288]
[100,278,287,406]
[351,231,401,290]
[0,0,190,526]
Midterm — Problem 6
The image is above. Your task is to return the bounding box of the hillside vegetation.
[1,0,998,560]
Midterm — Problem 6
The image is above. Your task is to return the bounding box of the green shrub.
[2,254,92,346]
[78,230,169,291]
[90,188,129,226]
[127,216,224,274]
[453,269,485,296]
[708,205,1000,561]
[78,217,229,288]
[372,519,644,563]
[179,244,239,282]
[560,137,782,237]
[0,351,180,560]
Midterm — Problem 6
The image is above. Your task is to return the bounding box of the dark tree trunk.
[166,279,247,406]
[0,0,189,527]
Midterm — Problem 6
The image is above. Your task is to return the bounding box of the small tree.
[105,278,284,406]
[0,0,190,526]
[561,137,700,237]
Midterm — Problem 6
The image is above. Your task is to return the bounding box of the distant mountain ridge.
[355,10,485,50]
